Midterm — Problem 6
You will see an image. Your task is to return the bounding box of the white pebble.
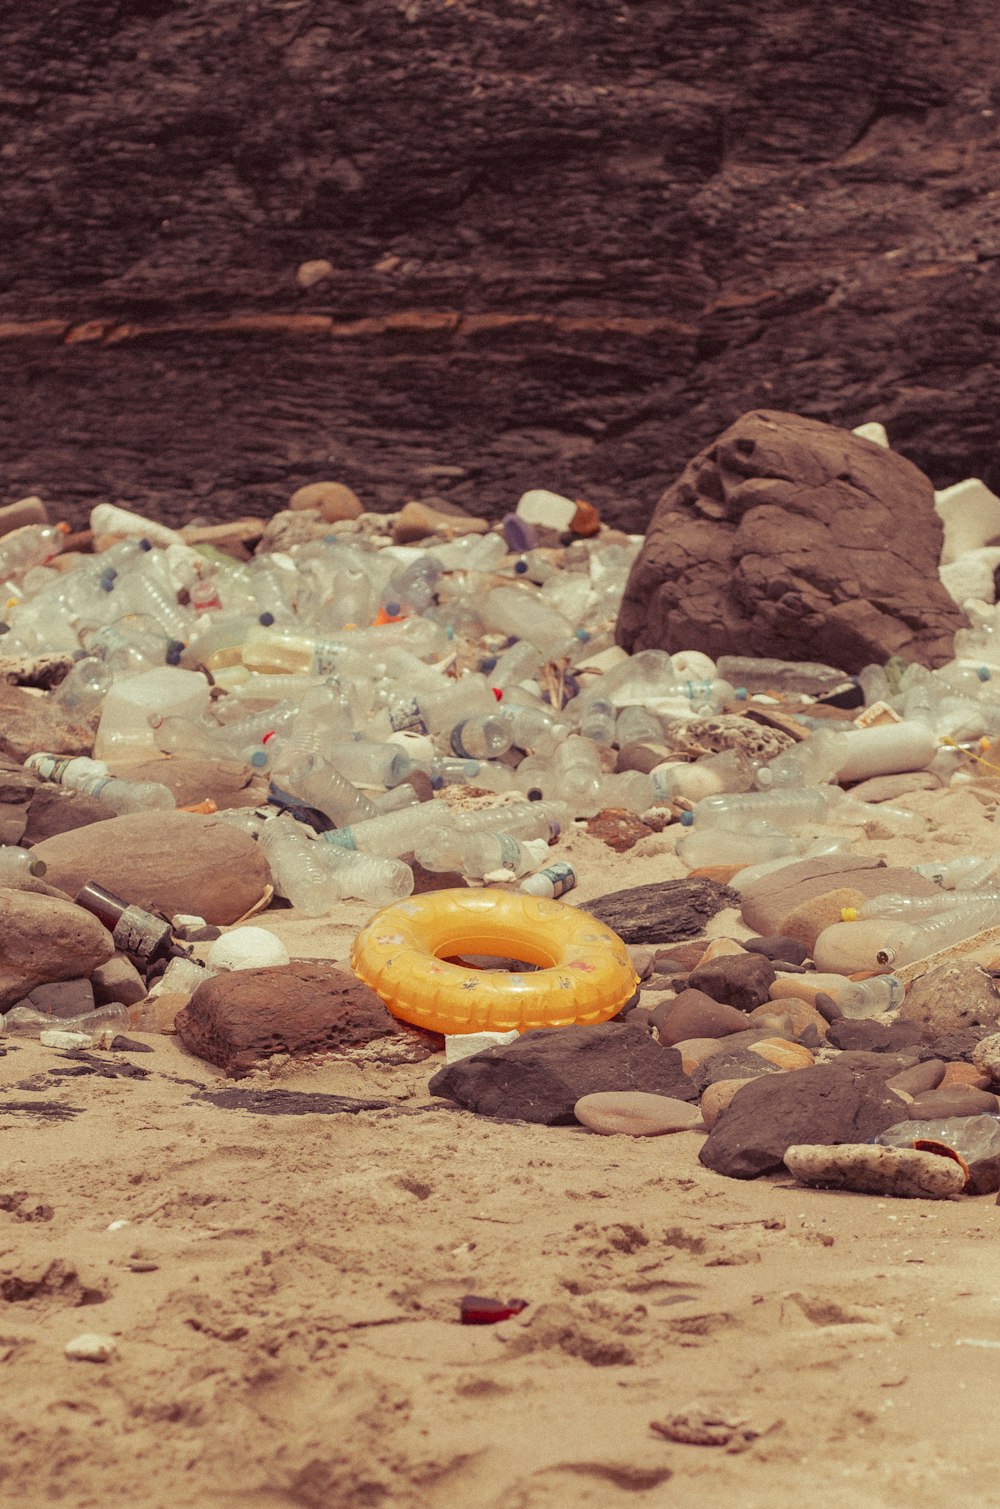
[40,1029,93,1050]
[65,1332,117,1362]
[206,927,291,973]
[445,1029,520,1064]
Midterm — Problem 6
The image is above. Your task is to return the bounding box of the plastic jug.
[93,666,211,760]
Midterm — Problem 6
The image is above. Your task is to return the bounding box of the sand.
[3,801,1000,1508]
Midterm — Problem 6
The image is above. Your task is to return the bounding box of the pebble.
[778,887,867,953]
[748,1039,815,1071]
[40,1028,93,1049]
[288,480,363,521]
[743,934,810,967]
[699,1078,754,1129]
[445,1028,520,1064]
[746,999,829,1040]
[907,1086,1000,1119]
[64,1332,118,1363]
[783,1143,967,1199]
[884,1059,947,1098]
[656,991,750,1046]
[971,1032,1000,1082]
[573,1091,704,1137]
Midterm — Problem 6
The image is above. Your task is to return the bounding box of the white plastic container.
[830,721,937,783]
[93,666,211,761]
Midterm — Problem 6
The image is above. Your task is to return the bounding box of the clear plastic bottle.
[276,752,379,827]
[685,788,833,830]
[241,622,353,677]
[615,704,664,746]
[813,900,1000,972]
[314,841,414,905]
[519,860,577,898]
[480,585,578,654]
[0,845,46,879]
[1,1001,129,1042]
[674,824,797,870]
[414,831,550,879]
[650,749,756,803]
[0,522,68,579]
[578,696,617,746]
[449,714,513,760]
[320,803,443,857]
[257,816,344,914]
[25,753,175,814]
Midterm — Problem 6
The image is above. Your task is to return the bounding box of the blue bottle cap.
[258,611,275,626]
[679,810,694,825]
[501,513,538,553]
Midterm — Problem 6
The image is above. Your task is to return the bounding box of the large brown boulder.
[615,411,966,673]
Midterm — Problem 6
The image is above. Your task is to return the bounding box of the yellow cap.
[841,907,858,922]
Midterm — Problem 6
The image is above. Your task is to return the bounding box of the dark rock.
[176,962,400,1077]
[622,1006,655,1033]
[699,1063,909,1179]
[743,935,810,967]
[616,743,672,776]
[427,1022,697,1125]
[616,411,964,672]
[690,1045,787,1095]
[109,1035,154,1054]
[826,1018,925,1053]
[21,785,113,844]
[932,1029,997,1063]
[90,954,147,1009]
[812,992,843,1025]
[583,879,738,945]
[655,989,750,1046]
[894,960,1000,1043]
[19,977,95,1019]
[885,1059,947,1098]
[687,953,776,1011]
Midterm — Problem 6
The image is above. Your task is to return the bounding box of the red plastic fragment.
[460,1295,528,1325]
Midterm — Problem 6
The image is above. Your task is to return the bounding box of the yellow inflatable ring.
[350,888,638,1035]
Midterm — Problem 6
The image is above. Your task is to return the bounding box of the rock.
[655,990,749,1046]
[0,685,92,764]
[19,977,95,1019]
[392,499,488,544]
[288,481,363,521]
[616,742,672,775]
[737,856,941,937]
[585,808,654,852]
[295,259,335,290]
[175,962,400,1076]
[652,941,710,971]
[698,937,747,962]
[747,999,829,1040]
[205,927,291,972]
[64,1333,118,1363]
[690,1045,787,1093]
[783,1143,966,1199]
[0,495,48,536]
[428,1022,698,1125]
[573,1091,703,1136]
[582,878,738,944]
[687,953,776,1011]
[21,784,112,843]
[885,1059,947,1098]
[105,756,265,811]
[748,1038,815,1071]
[31,812,270,926]
[91,954,147,1008]
[743,934,809,967]
[895,961,1000,1043]
[0,890,114,1008]
[698,1062,908,1178]
[616,410,963,673]
[908,1085,1000,1118]
[700,1078,754,1130]
[940,1062,992,1091]
[825,1018,924,1052]
[257,509,331,554]
[778,888,867,954]
[845,772,943,803]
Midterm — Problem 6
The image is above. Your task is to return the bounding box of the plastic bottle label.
[111,905,171,960]
[520,861,576,898]
[494,832,521,867]
[389,698,427,734]
[310,641,344,677]
[322,829,358,850]
[75,771,116,801]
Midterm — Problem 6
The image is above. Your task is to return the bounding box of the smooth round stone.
[206,927,291,973]
[573,1092,704,1137]
[674,1036,734,1074]
[784,1143,967,1199]
[940,1062,992,1091]
[748,1038,815,1071]
[657,990,749,1046]
[288,481,363,521]
[747,999,829,1039]
[700,1078,754,1129]
[744,934,809,967]
[698,937,747,963]
[779,887,867,953]
[65,1332,118,1363]
[971,1033,1000,1082]
[908,1086,1000,1119]
[885,1058,947,1098]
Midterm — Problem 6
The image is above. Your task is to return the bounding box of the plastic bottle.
[684,788,834,830]
[414,831,550,879]
[241,623,353,677]
[650,749,756,803]
[0,522,68,579]
[449,714,513,760]
[276,752,379,827]
[674,824,797,870]
[519,860,577,898]
[828,721,938,782]
[614,704,664,746]
[578,696,616,746]
[480,585,578,654]
[813,900,1000,972]
[321,738,416,789]
[314,841,414,905]
[320,803,443,857]
[0,845,46,879]
[1,1001,130,1042]
[24,752,176,814]
[74,882,175,965]
[257,817,344,914]
[93,666,211,761]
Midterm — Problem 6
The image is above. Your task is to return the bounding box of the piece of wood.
[582,878,739,944]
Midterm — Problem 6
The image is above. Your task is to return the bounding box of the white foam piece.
[444,1028,520,1064]
[514,488,577,531]
[934,478,1000,565]
[938,548,1000,607]
[206,927,291,972]
[851,421,890,447]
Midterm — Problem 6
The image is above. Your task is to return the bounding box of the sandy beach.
[3,804,1000,1509]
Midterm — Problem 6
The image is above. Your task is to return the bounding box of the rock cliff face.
[1,1,999,529]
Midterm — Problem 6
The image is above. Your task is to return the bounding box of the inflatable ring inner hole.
[431,925,558,972]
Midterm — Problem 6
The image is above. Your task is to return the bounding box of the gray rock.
[429,1022,698,1125]
[582,878,738,944]
[895,961,1000,1043]
[91,954,148,1008]
[743,934,809,967]
[690,1041,787,1093]
[0,889,114,1008]
[698,1062,908,1178]
[20,977,95,1019]
[784,1143,966,1199]
[737,856,940,937]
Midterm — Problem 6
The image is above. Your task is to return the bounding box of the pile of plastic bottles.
[5,491,1000,988]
